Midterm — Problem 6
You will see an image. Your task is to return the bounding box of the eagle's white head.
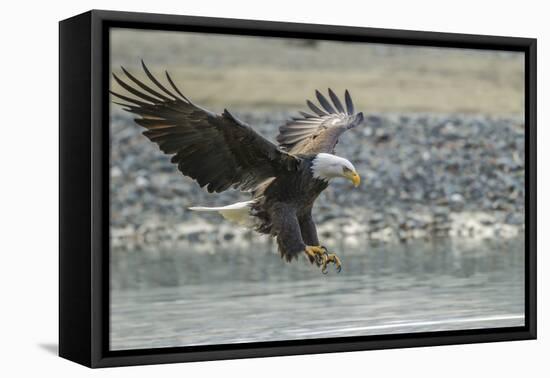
[311,153,361,187]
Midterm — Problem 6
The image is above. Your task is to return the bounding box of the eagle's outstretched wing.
[277,89,364,155]
[110,62,299,193]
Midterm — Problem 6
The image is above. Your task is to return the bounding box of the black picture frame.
[59,9,537,368]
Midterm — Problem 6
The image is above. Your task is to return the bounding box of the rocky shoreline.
[110,110,525,251]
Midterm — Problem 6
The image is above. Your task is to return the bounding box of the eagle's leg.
[298,213,341,272]
[299,212,325,266]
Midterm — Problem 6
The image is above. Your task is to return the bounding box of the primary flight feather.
[111,61,365,273]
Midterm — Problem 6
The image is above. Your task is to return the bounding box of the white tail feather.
[189,200,257,228]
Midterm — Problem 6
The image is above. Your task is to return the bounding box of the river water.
[110,236,524,351]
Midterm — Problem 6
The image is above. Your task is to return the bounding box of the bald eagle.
[111,62,364,273]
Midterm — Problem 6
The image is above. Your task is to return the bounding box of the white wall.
[1,0,545,376]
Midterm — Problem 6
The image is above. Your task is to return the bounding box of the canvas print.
[109,28,525,351]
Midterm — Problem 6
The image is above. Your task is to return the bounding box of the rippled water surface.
[110,237,524,350]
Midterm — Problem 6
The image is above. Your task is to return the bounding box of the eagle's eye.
[342,166,352,174]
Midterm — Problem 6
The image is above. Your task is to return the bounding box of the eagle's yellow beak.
[344,170,361,187]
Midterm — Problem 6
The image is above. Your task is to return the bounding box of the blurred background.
[109,28,525,351]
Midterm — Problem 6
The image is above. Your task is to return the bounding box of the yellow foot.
[304,245,326,265]
[320,252,342,274]
[304,245,342,274]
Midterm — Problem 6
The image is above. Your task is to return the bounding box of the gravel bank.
[110,110,525,251]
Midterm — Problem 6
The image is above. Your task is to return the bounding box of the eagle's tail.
[189,200,257,228]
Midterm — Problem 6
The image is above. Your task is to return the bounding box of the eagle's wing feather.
[277,89,364,155]
[111,61,299,193]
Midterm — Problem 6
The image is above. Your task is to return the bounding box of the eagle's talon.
[320,251,342,273]
[305,245,328,267]
[314,254,324,266]
[304,246,342,273]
